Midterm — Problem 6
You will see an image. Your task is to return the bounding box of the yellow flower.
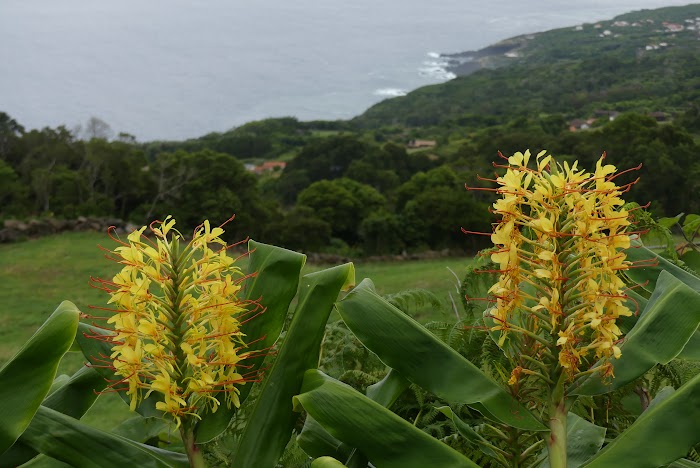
[484,151,634,380]
[97,216,252,426]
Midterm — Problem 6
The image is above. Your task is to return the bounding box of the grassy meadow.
[0,231,471,430]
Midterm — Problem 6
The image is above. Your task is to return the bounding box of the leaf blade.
[195,240,306,443]
[229,263,355,468]
[294,370,479,468]
[336,280,545,431]
[0,301,80,453]
[582,373,700,468]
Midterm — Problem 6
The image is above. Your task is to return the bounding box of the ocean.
[0,0,691,141]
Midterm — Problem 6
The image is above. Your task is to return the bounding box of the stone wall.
[0,217,135,243]
[0,218,468,262]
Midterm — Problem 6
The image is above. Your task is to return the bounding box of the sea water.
[0,0,690,140]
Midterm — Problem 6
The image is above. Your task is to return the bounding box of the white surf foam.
[373,88,408,97]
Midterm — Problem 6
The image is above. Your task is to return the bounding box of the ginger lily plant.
[92,217,255,465]
[484,151,635,465]
[0,217,355,468]
[294,151,700,468]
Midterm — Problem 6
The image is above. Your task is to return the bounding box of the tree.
[83,117,113,141]
[296,178,386,244]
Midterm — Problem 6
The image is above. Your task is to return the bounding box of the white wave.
[418,52,456,81]
[373,88,407,97]
[419,60,456,80]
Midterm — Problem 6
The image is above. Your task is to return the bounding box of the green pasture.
[0,232,471,430]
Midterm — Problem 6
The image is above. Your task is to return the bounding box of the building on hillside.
[594,110,620,121]
[649,111,669,122]
[568,118,596,132]
[662,22,684,32]
[250,161,287,175]
[407,139,437,149]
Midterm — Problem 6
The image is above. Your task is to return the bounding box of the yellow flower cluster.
[488,151,633,378]
[106,216,250,425]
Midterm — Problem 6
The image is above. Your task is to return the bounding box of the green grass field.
[0,231,471,430]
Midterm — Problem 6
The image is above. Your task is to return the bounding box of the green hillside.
[355,3,700,128]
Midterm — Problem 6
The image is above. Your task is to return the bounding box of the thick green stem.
[180,425,207,468]
[546,375,568,468]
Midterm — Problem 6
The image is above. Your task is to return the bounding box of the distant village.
[574,15,700,51]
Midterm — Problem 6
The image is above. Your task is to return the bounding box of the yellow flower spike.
[93,216,253,425]
[481,151,635,381]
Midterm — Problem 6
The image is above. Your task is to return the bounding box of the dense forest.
[2,3,700,255]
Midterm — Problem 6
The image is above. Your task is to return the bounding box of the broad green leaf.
[658,214,684,230]
[668,459,700,468]
[365,369,409,407]
[19,454,70,467]
[298,368,409,461]
[112,416,172,443]
[582,373,700,468]
[540,413,606,468]
[227,263,355,468]
[294,370,479,468]
[680,249,700,275]
[48,375,71,395]
[336,279,545,431]
[75,322,162,419]
[238,240,306,402]
[437,406,502,461]
[311,456,348,468]
[625,242,700,294]
[1,365,108,466]
[678,331,700,361]
[195,240,306,443]
[574,272,700,395]
[298,416,350,460]
[0,301,80,454]
[43,365,108,418]
[20,406,188,468]
[682,214,700,239]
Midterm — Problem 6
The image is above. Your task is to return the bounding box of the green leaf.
[680,250,700,275]
[682,214,700,239]
[298,416,350,460]
[298,368,409,461]
[195,240,306,443]
[657,214,684,230]
[19,454,71,467]
[112,416,172,444]
[540,413,606,468]
[336,279,545,431]
[678,330,700,361]
[625,242,700,294]
[227,263,355,468]
[365,369,409,407]
[582,373,700,468]
[238,240,307,401]
[1,365,109,466]
[43,365,108,418]
[20,406,188,468]
[311,456,348,468]
[668,459,700,468]
[436,406,501,460]
[0,301,80,454]
[574,272,700,395]
[294,370,479,468]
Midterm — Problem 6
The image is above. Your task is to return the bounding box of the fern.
[384,288,442,315]
[460,248,498,322]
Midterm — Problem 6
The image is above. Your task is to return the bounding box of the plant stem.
[546,373,568,468]
[180,425,207,468]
